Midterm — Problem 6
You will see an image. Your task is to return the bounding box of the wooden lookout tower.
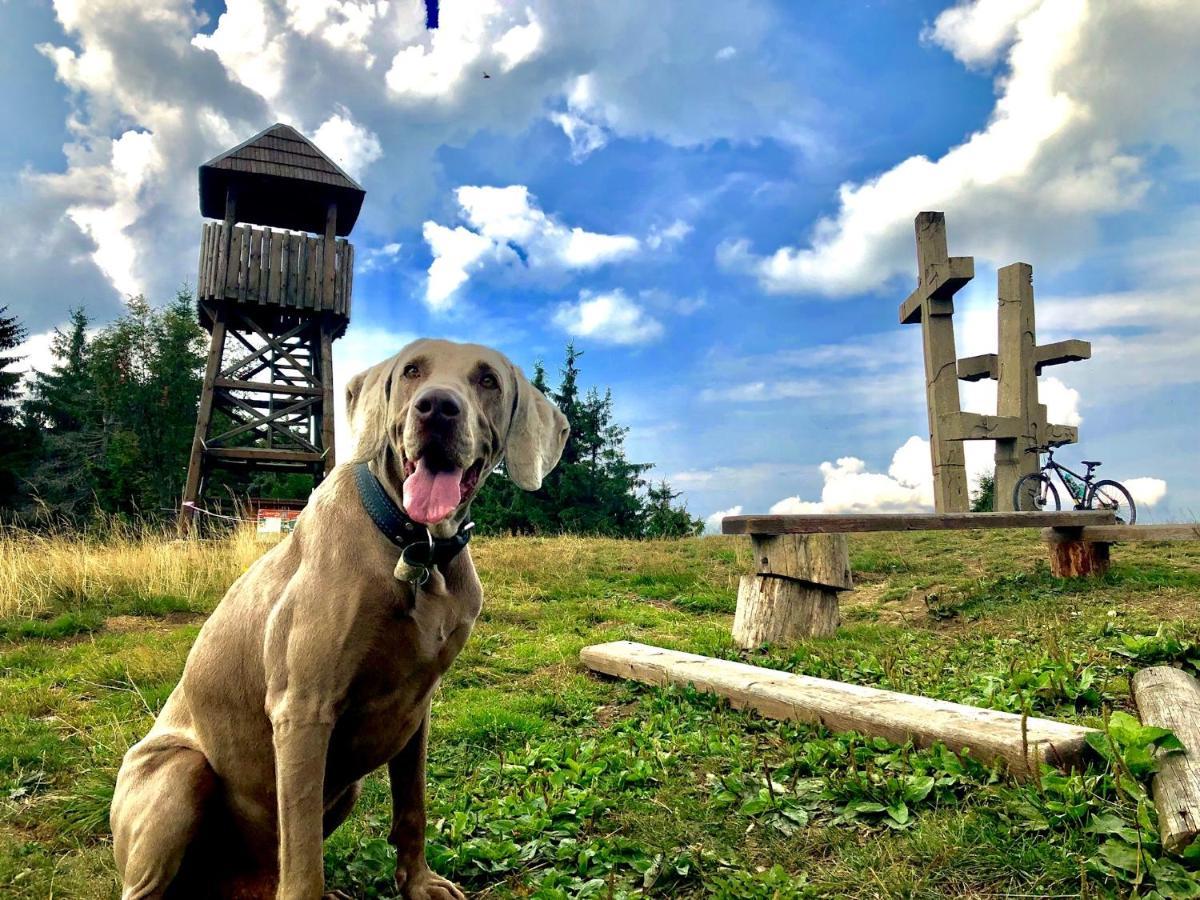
[180,123,365,530]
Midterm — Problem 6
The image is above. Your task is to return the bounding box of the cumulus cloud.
[312,108,383,179]
[704,504,742,534]
[421,185,640,307]
[7,0,811,333]
[720,0,1200,296]
[769,435,994,515]
[553,289,663,345]
[646,219,692,250]
[1123,477,1167,509]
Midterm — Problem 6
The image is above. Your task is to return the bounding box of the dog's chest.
[329,584,480,777]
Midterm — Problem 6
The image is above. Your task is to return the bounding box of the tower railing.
[196,221,354,319]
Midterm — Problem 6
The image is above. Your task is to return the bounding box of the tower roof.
[198,123,366,236]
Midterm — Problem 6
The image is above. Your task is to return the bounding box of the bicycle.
[1012,444,1137,524]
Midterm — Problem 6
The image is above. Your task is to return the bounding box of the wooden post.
[215,188,236,299]
[179,310,227,534]
[953,260,1088,510]
[731,534,851,647]
[900,213,973,513]
[322,202,337,309]
[1133,667,1200,853]
[319,324,336,478]
[996,263,1040,510]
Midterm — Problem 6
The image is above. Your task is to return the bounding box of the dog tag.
[394,556,431,586]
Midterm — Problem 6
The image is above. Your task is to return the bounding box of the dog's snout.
[414,388,461,423]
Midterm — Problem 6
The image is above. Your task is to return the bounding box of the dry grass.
[0,524,267,619]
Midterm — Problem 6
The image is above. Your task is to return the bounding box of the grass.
[1,526,1200,897]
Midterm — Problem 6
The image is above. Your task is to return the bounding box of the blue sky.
[1,0,1197,524]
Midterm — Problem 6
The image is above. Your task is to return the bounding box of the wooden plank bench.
[720,511,1117,649]
[1041,523,1200,577]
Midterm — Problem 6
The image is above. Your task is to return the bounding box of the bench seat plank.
[1043,524,1200,543]
[722,510,1116,535]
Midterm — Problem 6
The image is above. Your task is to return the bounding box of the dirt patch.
[104,612,206,634]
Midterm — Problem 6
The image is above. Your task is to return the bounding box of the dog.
[110,339,569,899]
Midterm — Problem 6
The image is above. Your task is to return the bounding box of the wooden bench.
[1041,523,1200,577]
[720,511,1117,649]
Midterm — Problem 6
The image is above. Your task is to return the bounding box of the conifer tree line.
[0,297,703,537]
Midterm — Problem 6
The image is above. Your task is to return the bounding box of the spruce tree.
[0,307,33,508]
[472,344,698,538]
[22,308,97,519]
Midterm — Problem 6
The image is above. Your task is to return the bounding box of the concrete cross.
[899,212,975,513]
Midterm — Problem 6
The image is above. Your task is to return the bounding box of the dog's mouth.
[400,447,484,526]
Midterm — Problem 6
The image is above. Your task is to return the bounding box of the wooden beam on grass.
[1133,667,1200,853]
[581,641,1096,776]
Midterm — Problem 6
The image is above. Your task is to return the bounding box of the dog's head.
[345,339,569,528]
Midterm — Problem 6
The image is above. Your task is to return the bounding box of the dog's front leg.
[388,708,465,900]
[269,694,334,899]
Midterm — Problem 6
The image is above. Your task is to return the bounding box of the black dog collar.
[354,462,473,575]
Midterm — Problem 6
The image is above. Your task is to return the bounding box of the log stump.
[1133,667,1200,853]
[1046,531,1111,578]
[732,534,851,648]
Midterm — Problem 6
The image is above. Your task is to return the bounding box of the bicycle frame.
[1040,458,1092,507]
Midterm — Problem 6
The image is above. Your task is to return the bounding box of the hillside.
[2,529,1199,897]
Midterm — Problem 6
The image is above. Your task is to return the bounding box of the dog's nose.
[414,388,461,423]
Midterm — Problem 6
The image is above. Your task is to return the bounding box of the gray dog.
[111,339,569,899]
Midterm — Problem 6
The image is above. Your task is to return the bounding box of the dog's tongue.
[403,458,464,525]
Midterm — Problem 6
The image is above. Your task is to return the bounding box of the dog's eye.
[403,364,420,379]
[479,373,498,390]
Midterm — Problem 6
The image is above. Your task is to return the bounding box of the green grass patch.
[1,531,1199,897]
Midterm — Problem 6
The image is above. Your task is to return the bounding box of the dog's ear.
[504,366,569,491]
[345,367,389,462]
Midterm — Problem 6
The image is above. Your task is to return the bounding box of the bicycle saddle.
[1081,460,1101,468]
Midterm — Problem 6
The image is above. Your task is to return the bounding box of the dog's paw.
[396,867,467,900]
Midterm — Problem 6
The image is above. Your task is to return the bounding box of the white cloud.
[646,219,692,250]
[921,0,1042,67]
[704,504,742,534]
[494,13,545,72]
[549,110,610,161]
[1039,375,1081,427]
[11,0,810,333]
[1123,477,1167,508]
[422,223,502,310]
[553,290,663,345]
[358,241,402,272]
[721,0,1200,296]
[421,185,640,307]
[312,108,382,179]
[715,46,737,61]
[768,435,995,515]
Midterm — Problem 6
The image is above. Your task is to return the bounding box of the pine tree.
[0,307,33,508]
[21,293,207,521]
[472,344,698,538]
[644,480,704,537]
[22,308,97,519]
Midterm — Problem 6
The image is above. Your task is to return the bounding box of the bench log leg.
[1048,539,1110,578]
[732,534,850,648]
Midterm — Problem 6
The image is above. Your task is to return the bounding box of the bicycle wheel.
[1088,479,1137,525]
[1013,473,1061,511]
